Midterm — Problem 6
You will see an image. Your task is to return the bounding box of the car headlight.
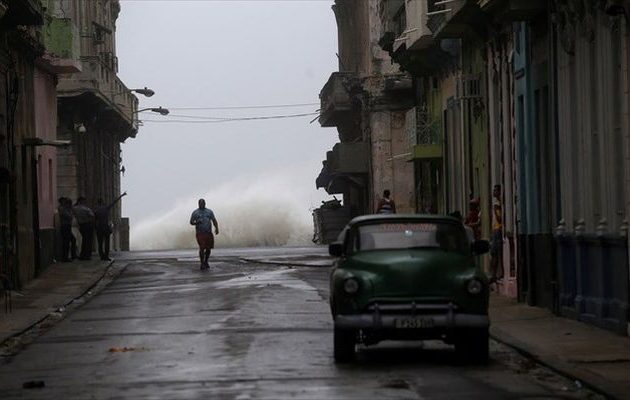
[343,278,360,294]
[467,279,483,295]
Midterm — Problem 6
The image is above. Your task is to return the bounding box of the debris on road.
[22,380,45,389]
[108,347,149,353]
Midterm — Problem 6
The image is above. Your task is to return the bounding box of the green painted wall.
[44,16,79,60]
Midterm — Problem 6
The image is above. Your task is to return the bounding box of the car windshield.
[355,221,469,254]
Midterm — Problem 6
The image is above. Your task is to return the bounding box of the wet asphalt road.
[0,248,602,399]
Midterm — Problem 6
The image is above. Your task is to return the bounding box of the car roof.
[347,214,461,227]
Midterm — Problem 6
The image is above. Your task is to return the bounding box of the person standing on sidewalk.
[490,185,503,283]
[94,192,126,261]
[190,199,219,270]
[376,190,396,214]
[74,197,95,260]
[58,197,77,262]
[465,198,482,241]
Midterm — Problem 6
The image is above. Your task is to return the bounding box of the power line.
[141,112,319,124]
[121,0,331,2]
[166,102,319,111]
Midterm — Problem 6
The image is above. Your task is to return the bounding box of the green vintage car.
[329,214,490,363]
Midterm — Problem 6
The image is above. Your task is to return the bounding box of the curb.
[490,326,621,400]
[0,259,125,348]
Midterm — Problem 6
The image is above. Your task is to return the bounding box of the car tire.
[455,328,489,364]
[334,327,356,363]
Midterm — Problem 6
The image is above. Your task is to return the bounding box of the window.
[355,221,469,254]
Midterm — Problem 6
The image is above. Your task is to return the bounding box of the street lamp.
[131,87,155,97]
[111,87,155,98]
[135,107,170,116]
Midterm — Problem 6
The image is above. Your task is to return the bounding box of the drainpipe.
[550,5,561,315]
[29,145,41,275]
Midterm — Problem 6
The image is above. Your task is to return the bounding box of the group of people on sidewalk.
[375,186,504,284]
[57,193,126,262]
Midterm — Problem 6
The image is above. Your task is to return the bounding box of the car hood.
[345,249,476,299]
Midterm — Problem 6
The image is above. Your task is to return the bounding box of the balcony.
[319,72,360,128]
[477,0,547,21]
[57,59,138,134]
[393,0,433,53]
[372,74,415,111]
[427,0,486,39]
[42,17,82,74]
[327,142,369,175]
[317,142,369,194]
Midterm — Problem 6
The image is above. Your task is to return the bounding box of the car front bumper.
[335,313,489,329]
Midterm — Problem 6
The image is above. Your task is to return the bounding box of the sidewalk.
[0,259,114,345]
[490,295,630,400]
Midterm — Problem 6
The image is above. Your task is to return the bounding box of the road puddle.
[214,269,315,292]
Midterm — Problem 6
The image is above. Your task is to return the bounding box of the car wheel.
[334,327,356,363]
[455,328,489,364]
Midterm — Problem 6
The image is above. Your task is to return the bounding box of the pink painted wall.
[34,67,58,230]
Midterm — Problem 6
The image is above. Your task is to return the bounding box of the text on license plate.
[394,317,435,329]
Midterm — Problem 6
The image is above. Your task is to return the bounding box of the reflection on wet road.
[0,249,601,399]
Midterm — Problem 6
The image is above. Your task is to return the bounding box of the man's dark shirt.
[59,206,73,226]
[95,205,114,231]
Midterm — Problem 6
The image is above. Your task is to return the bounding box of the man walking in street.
[190,199,219,270]
[94,192,127,261]
[376,190,396,214]
[490,185,503,283]
[58,197,77,262]
[74,197,95,260]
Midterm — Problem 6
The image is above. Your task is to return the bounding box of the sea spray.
[130,171,324,250]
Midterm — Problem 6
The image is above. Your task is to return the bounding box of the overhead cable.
[164,103,319,111]
[141,112,319,124]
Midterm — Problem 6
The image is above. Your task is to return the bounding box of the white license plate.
[394,317,435,329]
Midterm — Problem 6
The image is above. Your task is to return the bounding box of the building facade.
[315,0,416,243]
[0,0,136,291]
[0,0,70,287]
[52,0,137,253]
[318,0,630,335]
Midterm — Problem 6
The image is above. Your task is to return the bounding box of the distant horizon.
[115,1,339,244]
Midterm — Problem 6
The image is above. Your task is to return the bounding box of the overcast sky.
[115,0,339,240]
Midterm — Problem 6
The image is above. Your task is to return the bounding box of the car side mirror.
[472,240,490,255]
[329,242,344,257]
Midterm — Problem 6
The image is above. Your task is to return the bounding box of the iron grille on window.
[456,74,483,100]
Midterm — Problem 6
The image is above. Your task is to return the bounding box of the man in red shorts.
[190,199,219,269]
